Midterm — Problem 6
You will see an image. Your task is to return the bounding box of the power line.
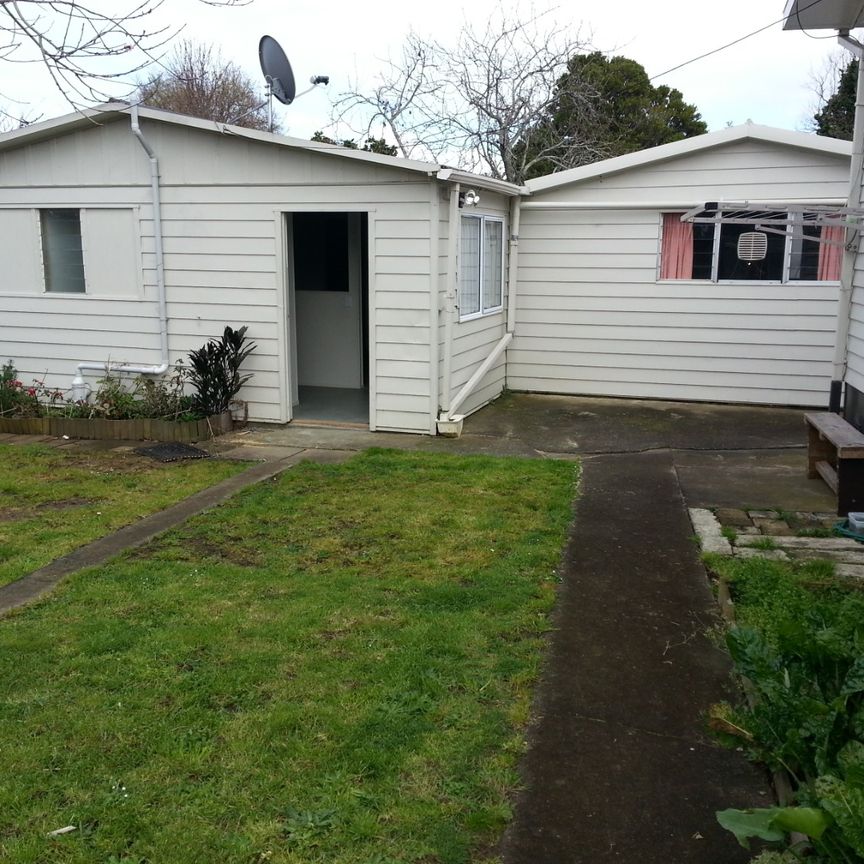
[650,0,830,81]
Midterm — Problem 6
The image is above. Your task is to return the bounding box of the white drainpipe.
[830,30,864,412]
[71,106,169,400]
[437,184,460,425]
[441,194,521,427]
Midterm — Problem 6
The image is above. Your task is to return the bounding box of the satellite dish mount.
[255,35,329,132]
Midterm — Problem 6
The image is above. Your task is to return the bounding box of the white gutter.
[830,30,864,412]
[440,194,521,427]
[520,199,848,210]
[71,105,169,399]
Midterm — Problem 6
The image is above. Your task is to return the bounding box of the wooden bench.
[805,412,864,515]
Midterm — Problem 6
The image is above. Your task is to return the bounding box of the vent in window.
[737,231,768,262]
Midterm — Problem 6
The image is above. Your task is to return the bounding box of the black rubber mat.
[134,442,211,462]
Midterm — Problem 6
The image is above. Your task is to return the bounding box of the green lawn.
[0,449,577,864]
[0,444,243,587]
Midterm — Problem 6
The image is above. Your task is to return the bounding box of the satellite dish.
[259,35,296,105]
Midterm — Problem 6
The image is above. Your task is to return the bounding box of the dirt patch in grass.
[0,443,244,586]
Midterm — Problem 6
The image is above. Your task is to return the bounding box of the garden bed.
[0,411,232,442]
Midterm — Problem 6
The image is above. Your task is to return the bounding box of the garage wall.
[510,139,850,407]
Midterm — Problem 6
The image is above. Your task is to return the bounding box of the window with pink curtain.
[818,225,844,281]
[659,213,693,280]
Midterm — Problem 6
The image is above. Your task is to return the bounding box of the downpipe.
[437,195,521,434]
[829,31,864,412]
[71,106,170,400]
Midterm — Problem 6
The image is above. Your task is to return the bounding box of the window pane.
[459,216,481,316]
[41,209,85,293]
[482,220,503,311]
[691,224,714,279]
[789,225,821,281]
[717,223,785,281]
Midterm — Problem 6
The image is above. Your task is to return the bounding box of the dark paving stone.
[501,451,766,864]
[715,508,753,527]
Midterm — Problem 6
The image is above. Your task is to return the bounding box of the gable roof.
[525,124,852,193]
[0,103,524,197]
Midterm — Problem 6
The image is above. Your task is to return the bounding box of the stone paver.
[688,508,733,555]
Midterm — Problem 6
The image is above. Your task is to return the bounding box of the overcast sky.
[3,0,856,139]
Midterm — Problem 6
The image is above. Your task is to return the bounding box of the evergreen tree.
[814,58,857,140]
[522,53,706,179]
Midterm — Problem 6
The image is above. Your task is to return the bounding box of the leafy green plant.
[186,325,256,416]
[0,362,64,417]
[712,559,864,863]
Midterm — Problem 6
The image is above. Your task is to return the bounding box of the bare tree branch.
[0,0,250,111]
[135,39,272,131]
[329,10,598,183]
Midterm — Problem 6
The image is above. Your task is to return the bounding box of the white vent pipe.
[71,106,169,400]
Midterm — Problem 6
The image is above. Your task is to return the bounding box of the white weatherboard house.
[0,106,853,434]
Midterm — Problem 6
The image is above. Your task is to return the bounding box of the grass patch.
[708,554,860,643]
[0,444,243,587]
[0,449,577,863]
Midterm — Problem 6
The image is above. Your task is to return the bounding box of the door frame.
[277,206,376,430]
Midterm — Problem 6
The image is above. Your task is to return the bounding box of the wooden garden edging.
[0,411,232,442]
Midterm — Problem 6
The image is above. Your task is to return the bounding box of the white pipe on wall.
[506,195,521,334]
[71,106,170,400]
[442,194,521,424]
[830,30,864,411]
[438,184,460,416]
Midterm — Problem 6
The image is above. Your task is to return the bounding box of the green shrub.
[186,325,256,415]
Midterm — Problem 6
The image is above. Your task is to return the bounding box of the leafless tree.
[135,40,271,130]
[0,0,249,110]
[331,11,602,183]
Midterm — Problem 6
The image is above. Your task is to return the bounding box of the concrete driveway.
[221,391,834,513]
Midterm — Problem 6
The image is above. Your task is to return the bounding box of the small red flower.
[26,388,36,397]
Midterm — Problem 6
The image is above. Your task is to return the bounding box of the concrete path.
[500,451,769,863]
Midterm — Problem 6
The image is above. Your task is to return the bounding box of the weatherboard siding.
[512,140,850,407]
[533,139,850,204]
[438,191,510,417]
[0,117,437,432]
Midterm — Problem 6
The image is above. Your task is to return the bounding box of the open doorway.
[288,212,369,425]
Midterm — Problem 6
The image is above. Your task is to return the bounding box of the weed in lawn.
[749,536,778,551]
[0,449,577,864]
[720,525,738,543]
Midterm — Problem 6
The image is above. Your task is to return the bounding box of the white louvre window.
[41,209,85,293]
[459,215,504,319]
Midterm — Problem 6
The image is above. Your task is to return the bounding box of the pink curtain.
[659,213,693,280]
[818,225,844,281]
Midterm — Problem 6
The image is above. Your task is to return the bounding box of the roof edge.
[525,124,852,193]
[0,103,524,193]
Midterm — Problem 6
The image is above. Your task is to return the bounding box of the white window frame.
[458,214,505,321]
[659,210,836,285]
[39,207,86,294]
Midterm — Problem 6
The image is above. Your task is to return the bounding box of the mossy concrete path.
[501,450,769,863]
